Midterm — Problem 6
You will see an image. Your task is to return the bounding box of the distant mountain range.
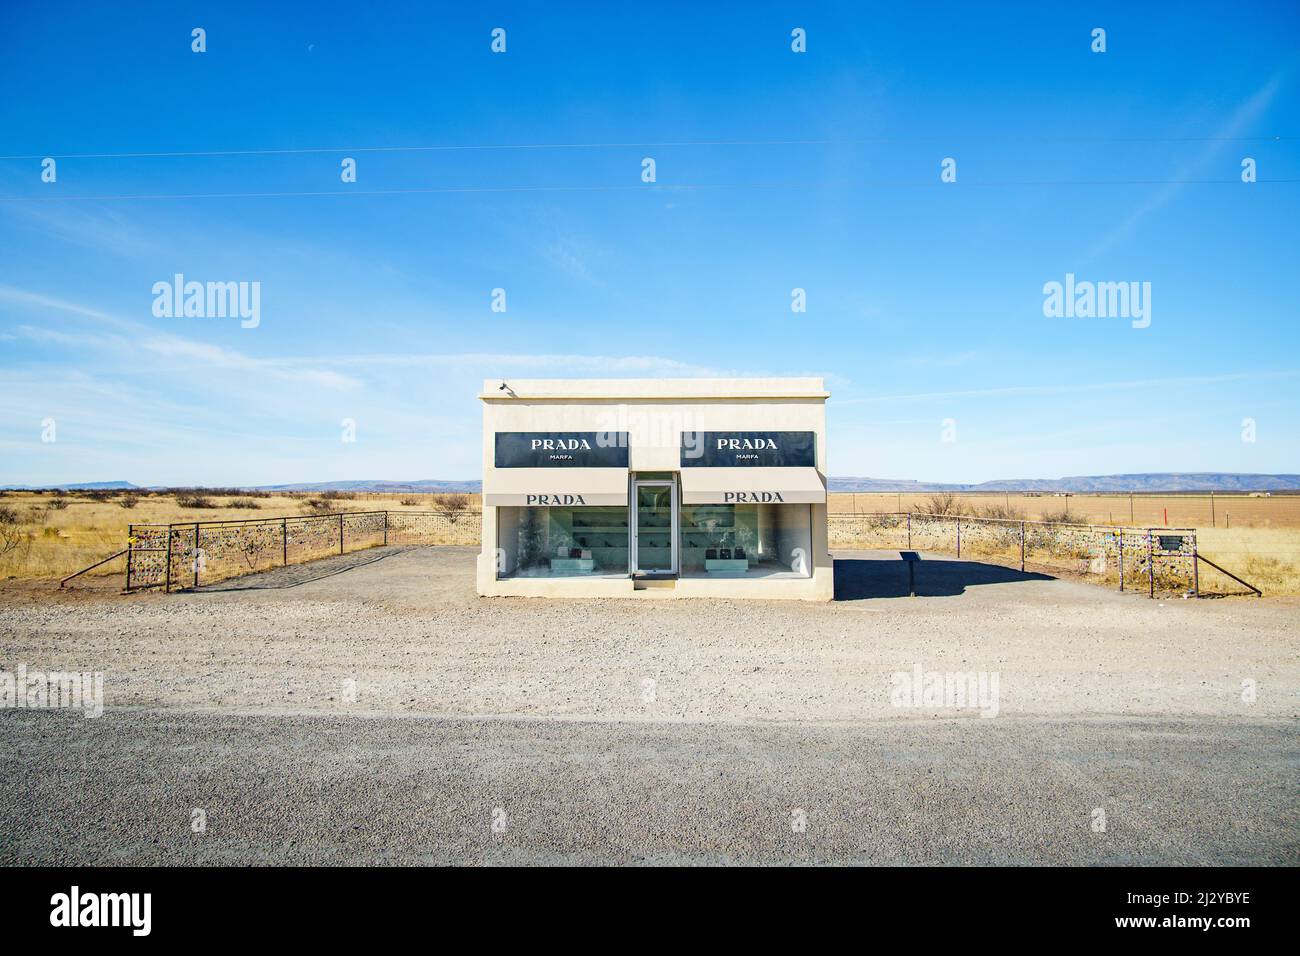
[253,479,482,494]
[827,473,1300,493]
[0,480,141,490]
[4,473,1299,493]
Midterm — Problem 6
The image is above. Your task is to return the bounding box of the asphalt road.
[2,709,1294,865]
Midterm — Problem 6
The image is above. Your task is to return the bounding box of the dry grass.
[0,491,481,582]
[828,491,1300,529]
[1194,527,1300,596]
[4,488,1295,596]
[831,493,1300,596]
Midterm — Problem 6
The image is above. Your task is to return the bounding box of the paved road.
[1,710,1294,865]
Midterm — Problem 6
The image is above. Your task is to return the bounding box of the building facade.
[477,378,833,600]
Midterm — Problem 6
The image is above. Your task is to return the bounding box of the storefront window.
[679,503,811,577]
[497,506,629,577]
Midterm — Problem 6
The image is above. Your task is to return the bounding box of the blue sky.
[1,0,1297,486]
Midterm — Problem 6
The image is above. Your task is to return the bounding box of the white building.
[477,378,833,600]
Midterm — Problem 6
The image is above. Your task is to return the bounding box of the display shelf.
[551,558,596,574]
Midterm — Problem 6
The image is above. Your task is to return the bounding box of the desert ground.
[1,546,1296,865]
[0,489,480,582]
[3,489,1298,594]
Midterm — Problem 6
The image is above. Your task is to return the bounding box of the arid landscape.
[0,489,481,583]
[3,488,1297,596]
[827,492,1300,596]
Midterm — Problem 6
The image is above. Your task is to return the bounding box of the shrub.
[46,497,69,511]
[225,498,261,509]
[920,492,960,516]
[399,497,420,506]
[176,495,217,509]
[979,502,1026,521]
[118,495,140,509]
[0,506,25,557]
[433,492,473,524]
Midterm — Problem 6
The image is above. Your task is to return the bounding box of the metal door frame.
[631,478,678,574]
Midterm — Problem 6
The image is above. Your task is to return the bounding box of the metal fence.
[126,510,481,592]
[125,507,1197,596]
[828,512,1199,596]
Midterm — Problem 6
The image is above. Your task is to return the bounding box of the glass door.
[633,481,677,574]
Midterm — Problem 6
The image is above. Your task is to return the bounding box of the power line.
[0,134,1291,162]
[1,179,1296,202]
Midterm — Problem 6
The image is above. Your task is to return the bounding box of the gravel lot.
[1,547,1295,722]
[1,547,1296,865]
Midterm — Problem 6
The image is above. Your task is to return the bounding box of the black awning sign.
[495,432,629,468]
[681,431,816,467]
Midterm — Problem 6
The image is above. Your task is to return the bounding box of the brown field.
[0,490,480,583]
[2,489,1297,595]
[827,491,1300,529]
[828,492,1300,595]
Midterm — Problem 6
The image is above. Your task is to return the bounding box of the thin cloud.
[2,285,359,390]
[298,351,731,377]
[141,336,360,389]
[0,285,115,321]
[1086,74,1283,260]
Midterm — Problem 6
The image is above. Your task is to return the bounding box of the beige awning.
[680,468,826,505]
[483,468,628,507]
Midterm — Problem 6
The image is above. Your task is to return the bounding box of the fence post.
[1192,535,1199,597]
[907,513,912,549]
[339,513,344,554]
[956,517,961,558]
[193,522,201,589]
[1118,530,1125,591]
[1020,521,1025,572]
[164,525,173,593]
[383,511,389,547]
[282,518,288,566]
[1147,530,1154,599]
[125,524,134,591]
